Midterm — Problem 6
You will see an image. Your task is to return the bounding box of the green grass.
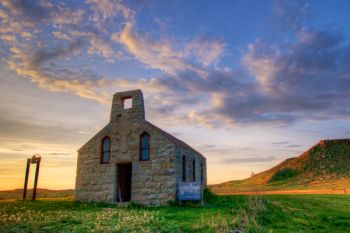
[0,195,349,232]
[259,195,350,232]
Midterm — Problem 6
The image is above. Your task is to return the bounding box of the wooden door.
[116,163,132,202]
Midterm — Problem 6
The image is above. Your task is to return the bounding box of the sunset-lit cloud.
[51,6,85,26]
[87,0,134,21]
[0,0,350,188]
[116,22,209,77]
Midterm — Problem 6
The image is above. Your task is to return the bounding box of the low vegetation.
[268,168,299,183]
[1,192,349,232]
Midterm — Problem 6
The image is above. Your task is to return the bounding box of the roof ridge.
[144,120,205,158]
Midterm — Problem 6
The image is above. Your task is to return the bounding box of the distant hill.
[211,139,350,194]
[0,189,74,200]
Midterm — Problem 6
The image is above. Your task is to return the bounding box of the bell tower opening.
[110,89,145,121]
[123,96,133,109]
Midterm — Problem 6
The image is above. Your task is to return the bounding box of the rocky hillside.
[211,139,350,193]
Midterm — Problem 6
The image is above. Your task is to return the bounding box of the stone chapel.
[75,89,207,205]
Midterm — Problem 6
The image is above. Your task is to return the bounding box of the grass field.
[1,193,349,233]
[0,189,74,200]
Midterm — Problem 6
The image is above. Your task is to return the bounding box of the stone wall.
[175,145,207,188]
[75,124,116,202]
[75,118,179,205]
[130,122,177,205]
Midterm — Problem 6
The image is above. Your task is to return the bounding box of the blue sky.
[0,0,350,189]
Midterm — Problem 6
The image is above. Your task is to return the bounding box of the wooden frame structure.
[23,154,41,200]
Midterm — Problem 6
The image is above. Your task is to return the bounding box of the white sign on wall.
[178,182,202,201]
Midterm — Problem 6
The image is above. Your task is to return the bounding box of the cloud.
[0,0,49,22]
[45,153,72,156]
[87,32,125,61]
[86,0,134,21]
[0,8,9,19]
[271,141,289,145]
[242,27,350,121]
[274,0,310,32]
[200,144,216,149]
[31,40,84,66]
[6,62,111,103]
[51,6,85,25]
[1,0,227,125]
[115,22,207,76]
[0,1,125,104]
[286,144,302,148]
[0,111,81,144]
[0,34,16,42]
[128,1,350,127]
[0,17,34,40]
[159,2,349,127]
[3,39,114,103]
[52,31,73,41]
[219,156,276,164]
[185,37,225,67]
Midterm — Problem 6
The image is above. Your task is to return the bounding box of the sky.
[1,0,350,190]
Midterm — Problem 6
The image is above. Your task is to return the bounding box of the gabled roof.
[77,123,110,152]
[78,119,206,159]
[144,120,205,159]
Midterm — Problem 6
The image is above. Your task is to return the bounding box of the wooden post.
[23,159,31,200]
[32,158,41,200]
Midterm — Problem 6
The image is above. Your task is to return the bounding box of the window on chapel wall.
[192,159,196,182]
[200,162,203,184]
[140,132,150,161]
[101,136,111,164]
[182,155,186,182]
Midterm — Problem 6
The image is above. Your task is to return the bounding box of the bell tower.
[110,89,145,122]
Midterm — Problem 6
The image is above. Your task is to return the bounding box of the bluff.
[211,139,350,193]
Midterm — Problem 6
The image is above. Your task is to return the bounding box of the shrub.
[269,168,298,183]
[203,188,218,204]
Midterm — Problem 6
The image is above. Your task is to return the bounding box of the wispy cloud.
[271,141,290,145]
[115,22,211,76]
[219,156,276,164]
[51,5,85,25]
[185,37,225,67]
[286,144,302,148]
[0,0,49,22]
[86,0,134,21]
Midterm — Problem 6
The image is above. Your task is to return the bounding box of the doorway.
[116,163,132,202]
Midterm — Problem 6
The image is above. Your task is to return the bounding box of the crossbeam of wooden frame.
[23,154,41,200]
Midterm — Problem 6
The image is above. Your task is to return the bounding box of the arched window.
[101,136,111,164]
[182,155,186,182]
[200,162,203,184]
[192,159,196,181]
[140,132,150,161]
